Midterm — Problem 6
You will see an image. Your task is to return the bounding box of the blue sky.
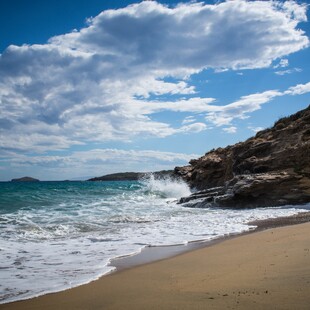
[1,0,310,181]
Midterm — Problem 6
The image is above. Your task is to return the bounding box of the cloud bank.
[2,149,199,180]
[0,0,309,153]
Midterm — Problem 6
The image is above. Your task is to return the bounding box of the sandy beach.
[1,214,310,310]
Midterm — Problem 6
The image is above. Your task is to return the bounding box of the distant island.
[11,176,40,182]
[88,170,175,181]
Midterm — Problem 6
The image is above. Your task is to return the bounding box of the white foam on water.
[0,179,309,304]
[142,174,192,198]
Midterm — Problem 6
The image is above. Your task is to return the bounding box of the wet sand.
[2,213,310,310]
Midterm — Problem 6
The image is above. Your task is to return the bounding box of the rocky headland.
[175,105,310,208]
[88,170,175,182]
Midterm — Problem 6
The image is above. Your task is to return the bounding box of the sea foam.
[142,173,191,198]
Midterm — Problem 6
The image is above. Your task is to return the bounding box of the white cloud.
[284,81,310,95]
[248,126,265,133]
[179,122,208,133]
[205,90,282,126]
[202,80,310,127]
[275,67,302,75]
[9,149,196,165]
[49,0,308,71]
[273,58,289,68]
[129,97,216,115]
[281,0,308,22]
[133,80,196,98]
[223,126,237,134]
[182,116,196,125]
[0,0,309,153]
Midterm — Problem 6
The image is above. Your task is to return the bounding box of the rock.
[175,105,310,208]
[11,176,40,182]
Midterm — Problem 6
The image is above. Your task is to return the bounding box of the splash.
[141,174,191,199]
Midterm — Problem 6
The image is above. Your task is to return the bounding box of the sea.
[0,176,309,304]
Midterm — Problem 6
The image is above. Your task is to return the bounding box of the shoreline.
[1,211,310,309]
[110,211,310,271]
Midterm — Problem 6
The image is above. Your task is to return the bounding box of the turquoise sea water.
[0,177,309,304]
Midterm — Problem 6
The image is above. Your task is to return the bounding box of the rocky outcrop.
[88,170,176,181]
[11,176,40,182]
[175,105,310,208]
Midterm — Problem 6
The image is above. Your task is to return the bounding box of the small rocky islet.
[11,176,40,182]
[175,105,310,208]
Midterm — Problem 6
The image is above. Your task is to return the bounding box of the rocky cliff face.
[175,105,310,208]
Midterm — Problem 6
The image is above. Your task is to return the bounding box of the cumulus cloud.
[0,0,309,153]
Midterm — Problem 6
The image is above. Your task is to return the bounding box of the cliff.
[88,170,175,181]
[175,105,310,208]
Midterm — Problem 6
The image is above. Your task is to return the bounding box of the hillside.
[88,170,175,182]
[175,105,310,208]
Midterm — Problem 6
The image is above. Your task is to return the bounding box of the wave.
[140,173,191,199]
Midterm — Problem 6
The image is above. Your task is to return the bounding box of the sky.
[0,0,310,181]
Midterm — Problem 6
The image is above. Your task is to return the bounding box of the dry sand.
[2,220,310,310]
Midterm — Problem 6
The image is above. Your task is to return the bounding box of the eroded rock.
[175,105,310,208]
